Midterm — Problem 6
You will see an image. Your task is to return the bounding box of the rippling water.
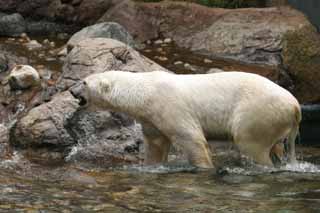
[0,144,319,212]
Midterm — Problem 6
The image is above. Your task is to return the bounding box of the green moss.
[282,26,320,103]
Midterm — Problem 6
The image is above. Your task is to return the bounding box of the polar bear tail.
[287,105,301,164]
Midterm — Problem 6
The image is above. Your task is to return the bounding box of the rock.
[0,124,9,144]
[67,22,135,49]
[282,26,320,103]
[26,20,77,36]
[0,0,121,26]
[204,58,213,64]
[55,38,167,165]
[13,91,79,147]
[100,2,318,102]
[155,56,168,61]
[57,33,69,40]
[164,38,172,43]
[154,39,163,45]
[0,54,8,73]
[9,65,40,90]
[49,41,55,48]
[0,124,10,159]
[0,13,26,37]
[57,38,167,90]
[11,38,166,165]
[102,2,311,67]
[20,32,30,41]
[174,61,183,65]
[65,110,142,166]
[25,40,43,50]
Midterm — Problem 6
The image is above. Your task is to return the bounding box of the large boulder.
[100,2,311,67]
[57,38,166,90]
[100,1,320,103]
[67,22,135,48]
[13,91,79,147]
[0,0,122,25]
[0,13,26,36]
[282,26,320,103]
[13,38,165,166]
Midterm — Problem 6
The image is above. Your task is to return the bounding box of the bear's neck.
[109,76,151,118]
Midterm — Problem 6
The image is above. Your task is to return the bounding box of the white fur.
[84,71,301,168]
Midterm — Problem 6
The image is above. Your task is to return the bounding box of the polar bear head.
[69,71,135,112]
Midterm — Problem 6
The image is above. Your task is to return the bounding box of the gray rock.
[57,38,167,90]
[0,13,26,37]
[0,124,9,144]
[26,20,77,36]
[0,124,10,159]
[0,53,8,73]
[9,65,40,90]
[13,91,79,147]
[67,22,135,49]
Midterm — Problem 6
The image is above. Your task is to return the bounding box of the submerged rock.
[8,65,40,90]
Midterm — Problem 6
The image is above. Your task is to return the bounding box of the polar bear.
[70,70,301,169]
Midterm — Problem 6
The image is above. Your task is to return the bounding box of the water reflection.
[0,144,319,212]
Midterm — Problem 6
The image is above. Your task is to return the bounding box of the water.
[0,37,320,212]
[0,144,320,212]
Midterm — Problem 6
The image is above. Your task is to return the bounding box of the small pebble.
[154,39,163,45]
[174,61,183,65]
[49,42,56,48]
[204,58,213,63]
[164,38,172,43]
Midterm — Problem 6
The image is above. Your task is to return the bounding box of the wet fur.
[82,71,301,169]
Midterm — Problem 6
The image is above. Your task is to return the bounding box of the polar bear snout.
[69,81,88,107]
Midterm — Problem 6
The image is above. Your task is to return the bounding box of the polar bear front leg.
[142,122,171,165]
[170,131,214,169]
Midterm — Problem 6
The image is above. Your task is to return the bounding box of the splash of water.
[0,151,23,169]
[120,163,198,174]
[7,103,25,128]
[224,161,320,175]
[281,161,320,173]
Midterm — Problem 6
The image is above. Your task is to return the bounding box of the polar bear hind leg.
[234,122,292,167]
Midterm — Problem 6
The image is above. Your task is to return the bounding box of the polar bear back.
[86,71,299,139]
[155,71,298,138]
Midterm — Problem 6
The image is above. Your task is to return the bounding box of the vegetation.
[134,0,266,8]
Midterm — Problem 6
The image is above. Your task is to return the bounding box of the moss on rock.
[282,25,320,103]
